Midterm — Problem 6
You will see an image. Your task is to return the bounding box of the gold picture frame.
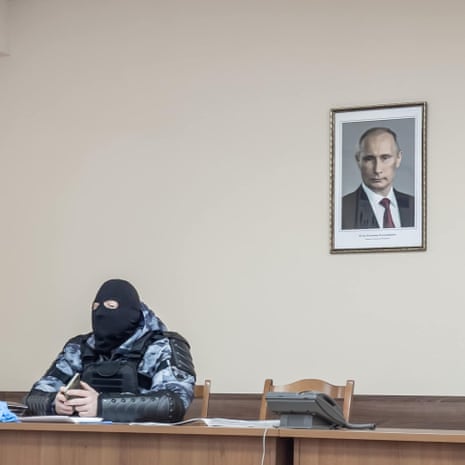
[330,102,426,253]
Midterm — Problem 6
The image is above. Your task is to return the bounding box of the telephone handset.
[298,390,346,424]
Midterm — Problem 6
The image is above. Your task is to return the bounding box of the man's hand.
[54,388,74,415]
[59,381,99,417]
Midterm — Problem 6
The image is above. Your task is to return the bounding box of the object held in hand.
[64,373,81,400]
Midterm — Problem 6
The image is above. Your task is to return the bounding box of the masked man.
[25,279,196,423]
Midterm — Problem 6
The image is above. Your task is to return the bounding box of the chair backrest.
[259,378,354,421]
[194,379,212,418]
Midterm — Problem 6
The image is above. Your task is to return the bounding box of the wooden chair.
[194,379,212,418]
[259,378,354,421]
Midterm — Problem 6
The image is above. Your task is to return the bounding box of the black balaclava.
[92,279,142,354]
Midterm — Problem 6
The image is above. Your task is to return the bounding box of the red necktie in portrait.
[380,198,395,228]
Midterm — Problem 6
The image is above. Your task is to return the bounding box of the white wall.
[0,0,8,55]
[1,0,464,395]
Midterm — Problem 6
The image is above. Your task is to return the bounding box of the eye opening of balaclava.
[92,279,142,354]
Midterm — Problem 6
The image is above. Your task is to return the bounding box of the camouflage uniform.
[25,303,195,422]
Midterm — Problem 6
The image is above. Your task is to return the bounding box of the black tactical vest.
[80,331,195,393]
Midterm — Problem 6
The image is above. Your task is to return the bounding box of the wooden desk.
[0,422,291,465]
[280,427,465,465]
[6,422,465,465]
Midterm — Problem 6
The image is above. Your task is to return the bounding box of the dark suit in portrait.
[341,186,414,230]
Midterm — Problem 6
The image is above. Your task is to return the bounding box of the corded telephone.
[265,391,375,429]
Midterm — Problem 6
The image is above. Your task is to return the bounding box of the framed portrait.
[330,102,426,253]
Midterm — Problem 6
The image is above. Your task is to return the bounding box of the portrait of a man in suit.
[341,127,415,230]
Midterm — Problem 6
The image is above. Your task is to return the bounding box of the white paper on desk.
[21,416,104,424]
[130,418,279,428]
